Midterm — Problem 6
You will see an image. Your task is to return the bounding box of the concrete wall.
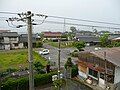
[114,66,120,84]
[18,43,24,48]
[4,37,9,43]
[78,71,87,78]
[4,44,10,50]
[115,82,120,90]
[99,78,106,89]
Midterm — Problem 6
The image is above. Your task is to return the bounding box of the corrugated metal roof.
[91,47,120,67]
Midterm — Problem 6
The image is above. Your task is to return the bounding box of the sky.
[0,0,120,33]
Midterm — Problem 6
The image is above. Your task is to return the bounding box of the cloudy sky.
[0,0,120,33]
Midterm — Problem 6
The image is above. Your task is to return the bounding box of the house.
[108,34,120,40]
[42,31,62,40]
[19,34,38,48]
[75,34,100,46]
[0,32,19,50]
[0,30,10,33]
[77,48,120,90]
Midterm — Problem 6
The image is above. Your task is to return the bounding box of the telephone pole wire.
[27,11,34,90]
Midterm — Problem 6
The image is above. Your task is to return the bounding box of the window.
[14,43,18,46]
[89,68,98,78]
[9,37,17,41]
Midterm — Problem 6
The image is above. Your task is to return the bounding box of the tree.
[73,41,85,51]
[99,34,109,47]
[36,41,43,48]
[64,57,73,78]
[70,26,77,33]
[34,61,45,74]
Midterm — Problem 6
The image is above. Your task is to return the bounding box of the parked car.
[39,49,49,55]
[94,47,102,51]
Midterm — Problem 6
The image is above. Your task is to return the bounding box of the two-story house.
[0,32,19,50]
[18,34,37,48]
[77,48,120,90]
[42,31,62,40]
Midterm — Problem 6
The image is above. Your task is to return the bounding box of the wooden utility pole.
[104,51,107,89]
[58,38,61,90]
[27,11,34,90]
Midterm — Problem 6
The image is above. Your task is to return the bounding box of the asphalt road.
[42,44,76,67]
[40,44,104,67]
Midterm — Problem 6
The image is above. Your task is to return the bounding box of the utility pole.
[58,38,61,90]
[104,51,107,89]
[27,11,34,90]
[64,18,66,32]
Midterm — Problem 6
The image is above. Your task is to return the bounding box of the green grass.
[47,41,74,48]
[0,49,47,71]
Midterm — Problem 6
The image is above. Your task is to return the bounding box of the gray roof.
[19,34,36,43]
[1,32,18,37]
[76,35,99,42]
[108,34,120,40]
[91,47,120,67]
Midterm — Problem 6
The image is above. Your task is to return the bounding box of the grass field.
[0,49,47,71]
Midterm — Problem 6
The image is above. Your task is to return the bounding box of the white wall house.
[0,32,19,50]
[78,48,120,90]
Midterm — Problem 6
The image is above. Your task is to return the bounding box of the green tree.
[34,61,45,74]
[73,41,85,51]
[99,34,109,47]
[36,41,43,48]
[67,32,75,40]
[70,26,77,33]
[64,57,73,78]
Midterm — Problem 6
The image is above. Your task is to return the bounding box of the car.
[94,47,102,51]
[39,49,49,55]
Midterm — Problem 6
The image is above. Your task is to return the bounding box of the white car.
[94,47,102,51]
[39,49,49,55]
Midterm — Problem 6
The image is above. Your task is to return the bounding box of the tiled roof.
[0,30,10,33]
[43,32,62,37]
[91,47,120,67]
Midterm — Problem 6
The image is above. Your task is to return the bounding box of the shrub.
[71,52,78,57]
[36,41,43,48]
[1,71,57,90]
[71,65,78,77]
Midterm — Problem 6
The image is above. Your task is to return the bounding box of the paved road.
[42,44,76,66]
[37,44,105,68]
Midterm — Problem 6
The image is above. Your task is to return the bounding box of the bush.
[1,71,57,90]
[53,79,66,89]
[71,52,78,57]
[71,65,78,77]
[73,41,85,51]
[36,41,43,48]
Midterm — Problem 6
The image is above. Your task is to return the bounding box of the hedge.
[71,65,78,77]
[1,71,57,90]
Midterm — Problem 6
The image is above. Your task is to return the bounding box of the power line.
[0,11,120,26]
[0,11,18,15]
[34,19,120,30]
[35,13,120,26]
